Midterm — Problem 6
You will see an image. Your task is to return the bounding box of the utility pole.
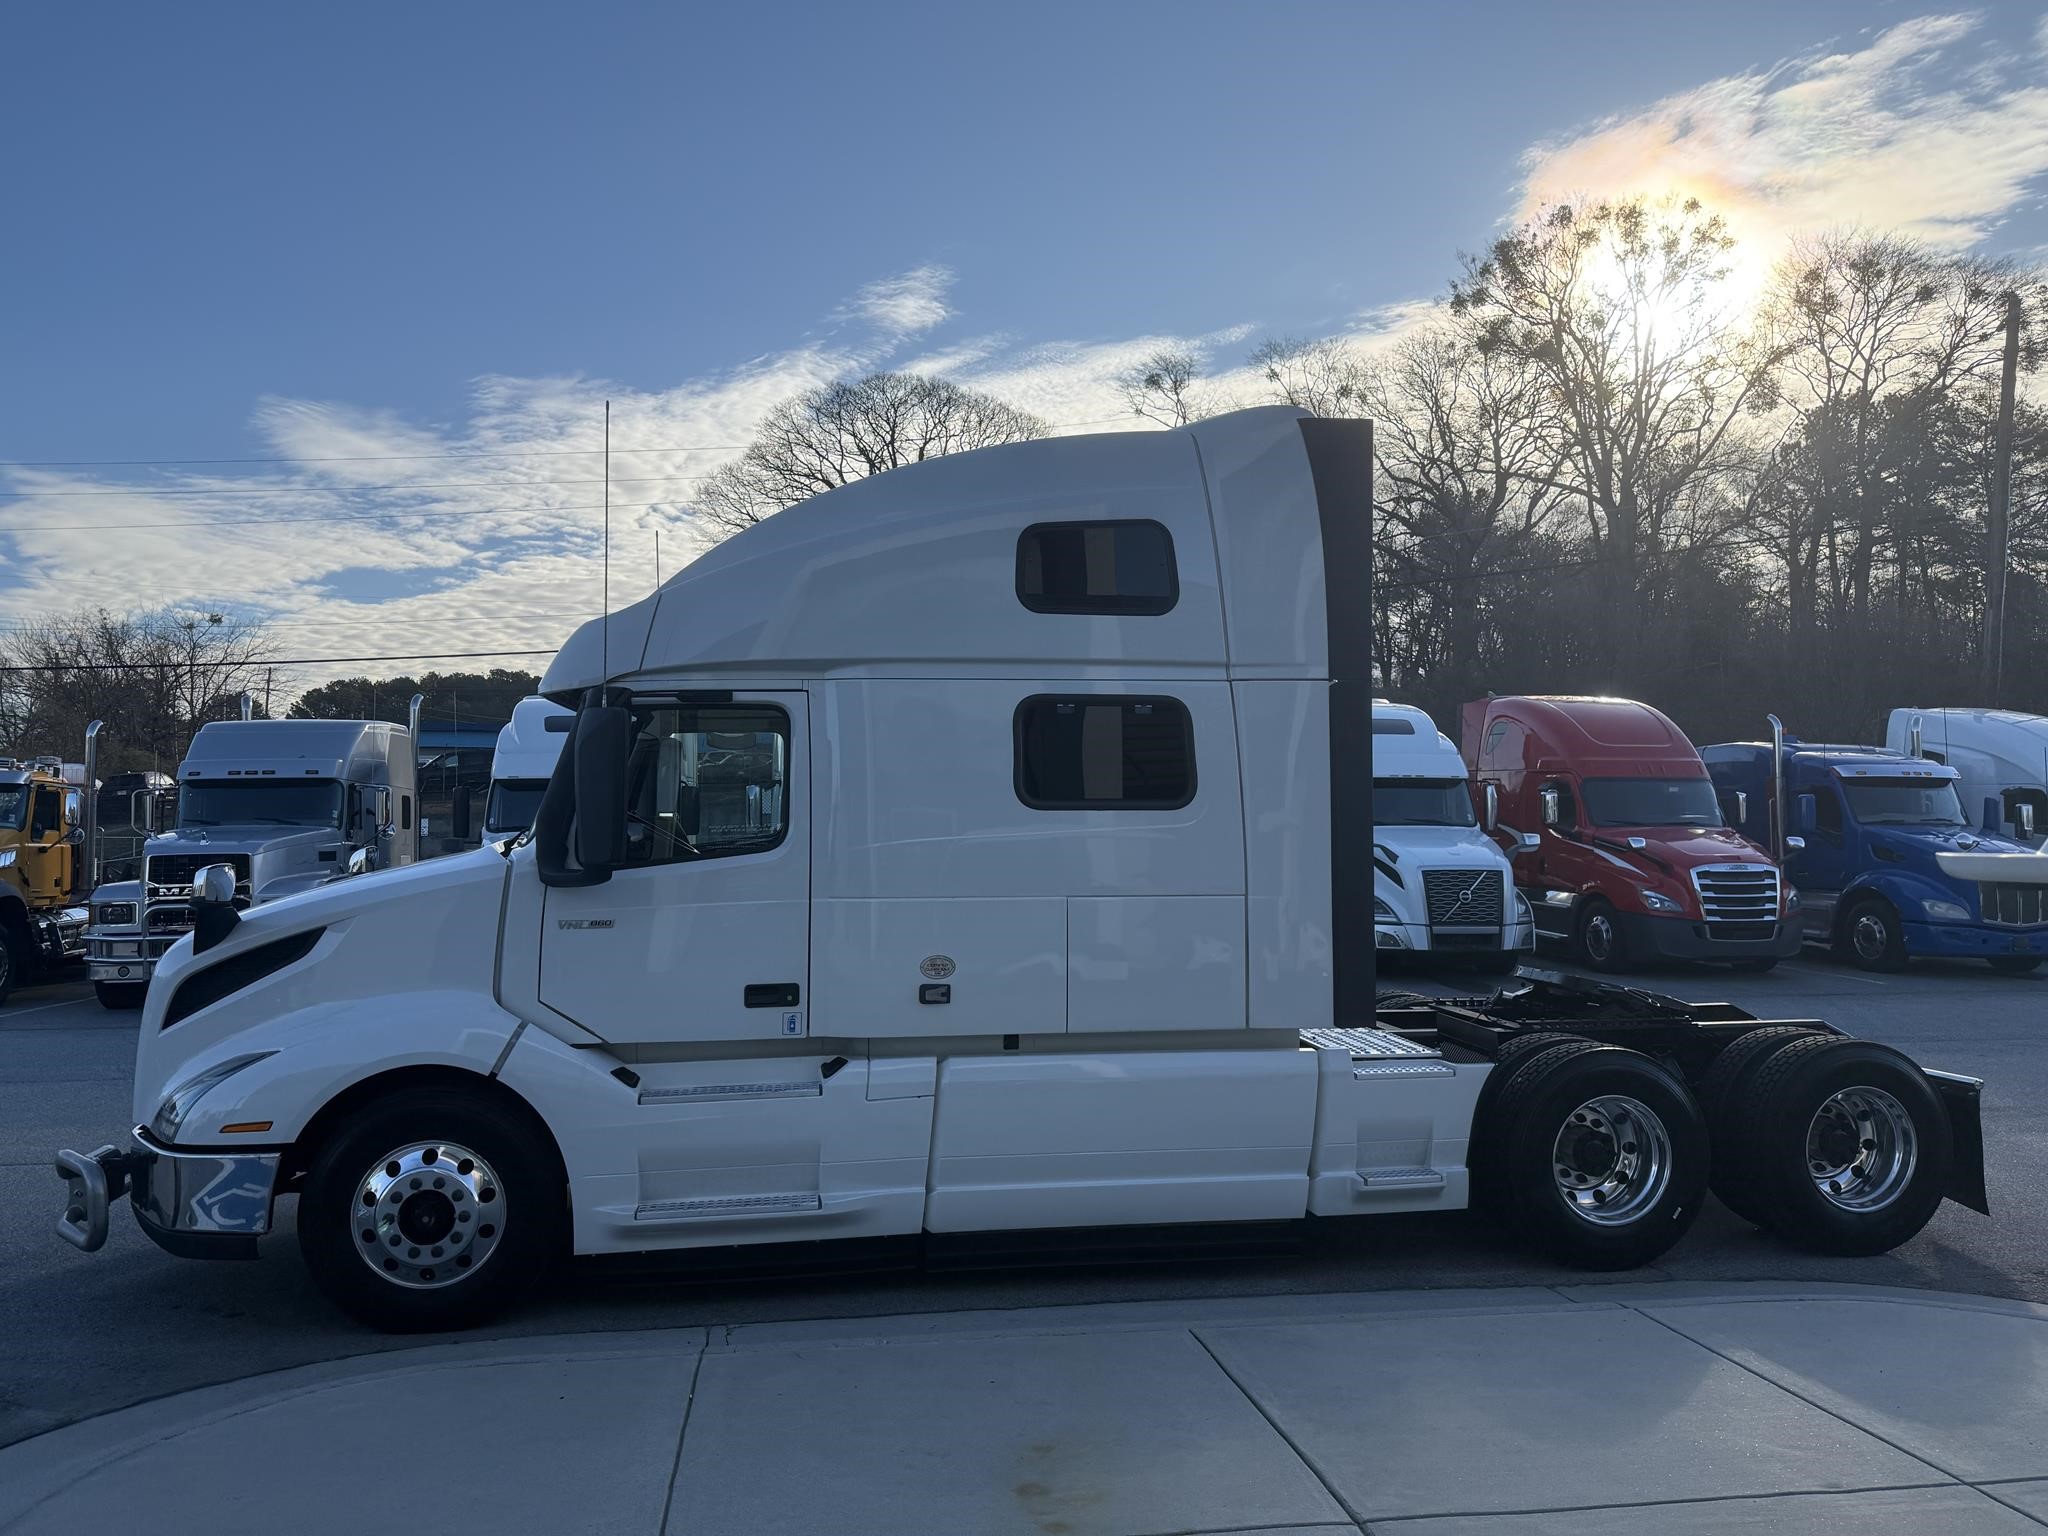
[1984,289,2022,701]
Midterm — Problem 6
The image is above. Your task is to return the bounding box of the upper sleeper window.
[1014,696,1194,810]
[1016,520,1177,615]
[1372,717,1416,736]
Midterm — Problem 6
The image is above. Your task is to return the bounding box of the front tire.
[298,1085,565,1332]
[1482,1042,1708,1269]
[1737,1035,1950,1256]
[1571,898,1630,974]
[1838,896,1906,973]
[95,981,147,1010]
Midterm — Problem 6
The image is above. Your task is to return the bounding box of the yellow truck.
[0,756,90,1004]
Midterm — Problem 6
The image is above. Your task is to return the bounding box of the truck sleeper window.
[622,705,789,864]
[1014,695,1194,809]
[1015,520,1177,615]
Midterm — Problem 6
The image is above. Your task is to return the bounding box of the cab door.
[539,693,808,1045]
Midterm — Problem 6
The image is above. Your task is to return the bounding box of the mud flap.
[1925,1069,1989,1215]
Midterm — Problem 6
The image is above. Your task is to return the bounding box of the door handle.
[744,983,801,1009]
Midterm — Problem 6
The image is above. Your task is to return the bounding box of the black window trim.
[1014,518,1179,617]
[1012,692,1197,811]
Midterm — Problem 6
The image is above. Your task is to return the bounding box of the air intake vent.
[1423,869,1503,928]
[1981,883,2048,927]
[163,928,324,1027]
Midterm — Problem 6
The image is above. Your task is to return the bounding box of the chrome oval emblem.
[920,955,956,981]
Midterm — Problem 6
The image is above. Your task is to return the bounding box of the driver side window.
[30,787,60,840]
[1813,788,1843,842]
[622,704,790,866]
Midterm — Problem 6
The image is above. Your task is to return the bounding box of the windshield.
[0,785,23,830]
[1580,777,1724,828]
[484,778,549,835]
[1373,777,1476,827]
[178,779,344,829]
[1844,778,1967,827]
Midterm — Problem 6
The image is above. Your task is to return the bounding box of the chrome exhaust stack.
[1768,713,1786,864]
[82,720,103,893]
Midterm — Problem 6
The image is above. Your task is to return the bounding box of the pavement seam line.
[656,1337,710,1536]
[1357,1481,1963,1525]
[1186,1325,1364,1529]
[1974,1482,2048,1531]
[1629,1301,1969,1486]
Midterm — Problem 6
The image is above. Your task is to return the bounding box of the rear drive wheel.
[1697,1025,1824,1225]
[1737,1035,1950,1255]
[1988,956,2043,976]
[1571,898,1629,973]
[1486,1043,1708,1269]
[298,1086,565,1331]
[1838,896,1906,973]
[1466,1035,1589,1211]
[94,982,147,1010]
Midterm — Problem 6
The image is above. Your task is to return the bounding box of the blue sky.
[7,2,2048,683]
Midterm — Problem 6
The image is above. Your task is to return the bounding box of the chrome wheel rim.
[1551,1095,1671,1225]
[1852,912,1890,962]
[1806,1087,1917,1211]
[1584,914,1615,963]
[352,1140,504,1290]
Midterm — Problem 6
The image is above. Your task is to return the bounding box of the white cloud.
[843,264,955,336]
[1519,13,2048,257]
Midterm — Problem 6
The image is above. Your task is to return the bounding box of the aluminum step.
[633,1193,823,1221]
[1355,1167,1447,1193]
[1300,1026,1442,1060]
[637,1081,822,1106]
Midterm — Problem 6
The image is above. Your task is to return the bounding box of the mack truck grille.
[144,852,251,899]
[1423,869,1504,928]
[1692,864,1779,935]
[1981,883,2048,927]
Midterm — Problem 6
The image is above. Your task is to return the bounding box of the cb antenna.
[601,399,611,684]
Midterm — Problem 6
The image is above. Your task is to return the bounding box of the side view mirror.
[1794,793,1817,836]
[347,846,376,876]
[1482,782,1499,833]
[452,788,473,843]
[573,706,632,872]
[64,825,84,847]
[2021,803,2037,839]
[190,863,240,954]
[1786,835,1807,852]
[1734,790,1748,825]
[1539,787,1561,828]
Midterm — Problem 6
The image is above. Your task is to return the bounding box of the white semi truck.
[83,714,422,1008]
[482,696,572,840]
[55,408,1987,1331]
[1887,707,2048,847]
[1372,700,1533,972]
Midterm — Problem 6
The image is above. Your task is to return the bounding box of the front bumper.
[55,1128,279,1260]
[1616,911,1803,961]
[84,929,176,982]
[1375,920,1536,954]
[1900,920,2048,960]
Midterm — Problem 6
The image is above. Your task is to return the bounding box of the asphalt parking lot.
[4,950,2045,1449]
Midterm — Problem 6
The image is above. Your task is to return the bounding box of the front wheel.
[1838,897,1906,973]
[1571,898,1630,974]
[1988,956,2043,976]
[95,982,147,1010]
[298,1085,565,1331]
[1482,1042,1708,1269]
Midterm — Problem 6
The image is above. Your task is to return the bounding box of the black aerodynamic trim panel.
[1300,416,1376,1024]
[163,928,324,1028]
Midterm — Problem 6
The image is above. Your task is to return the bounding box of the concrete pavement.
[5,1282,2048,1535]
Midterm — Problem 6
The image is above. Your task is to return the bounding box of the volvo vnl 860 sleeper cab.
[55,408,1986,1330]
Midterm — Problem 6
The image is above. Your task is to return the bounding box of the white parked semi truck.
[482,696,572,840]
[55,408,1987,1330]
[83,713,422,1008]
[1372,700,1533,972]
[1887,707,2048,847]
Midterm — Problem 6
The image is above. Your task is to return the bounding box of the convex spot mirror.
[190,862,240,954]
[1483,783,1499,832]
[1539,787,1562,827]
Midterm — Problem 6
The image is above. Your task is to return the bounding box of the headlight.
[0,847,14,869]
[1376,929,1409,949]
[1373,896,1395,918]
[93,902,138,927]
[1922,898,1970,923]
[1638,888,1684,915]
[1785,886,1802,913]
[150,1051,275,1143]
[1514,891,1533,920]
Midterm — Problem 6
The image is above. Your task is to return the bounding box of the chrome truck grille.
[144,852,251,900]
[1691,864,1779,935]
[1423,869,1503,927]
[1980,883,2048,926]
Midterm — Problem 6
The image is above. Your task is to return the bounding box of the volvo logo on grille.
[1448,875,1486,912]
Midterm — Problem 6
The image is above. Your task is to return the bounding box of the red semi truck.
[1462,695,1802,972]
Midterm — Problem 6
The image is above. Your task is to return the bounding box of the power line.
[0,474,715,500]
[0,647,559,674]
[0,499,681,534]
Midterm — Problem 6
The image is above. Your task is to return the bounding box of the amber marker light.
[219,1122,273,1134]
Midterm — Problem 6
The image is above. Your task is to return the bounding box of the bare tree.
[693,372,1048,536]
[0,607,279,772]
[1118,347,1214,428]
[1250,335,1368,416]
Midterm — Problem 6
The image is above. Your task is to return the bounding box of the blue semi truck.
[1702,717,2048,973]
